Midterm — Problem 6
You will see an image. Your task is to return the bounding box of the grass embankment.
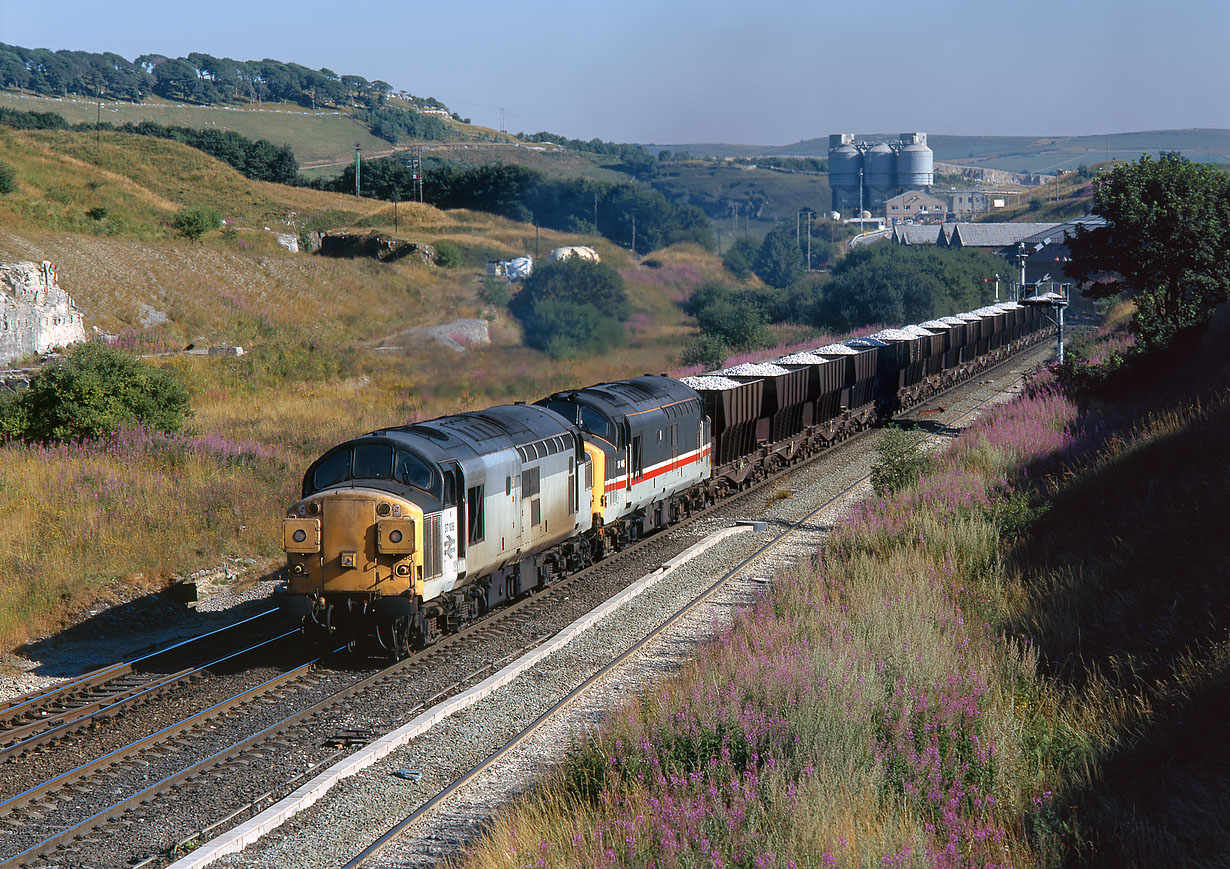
[457,315,1229,867]
[0,127,760,649]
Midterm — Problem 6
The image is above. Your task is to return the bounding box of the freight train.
[279,303,1050,656]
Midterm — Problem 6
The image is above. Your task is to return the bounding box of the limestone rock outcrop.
[0,261,86,365]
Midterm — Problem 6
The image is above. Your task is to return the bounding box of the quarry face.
[0,261,86,365]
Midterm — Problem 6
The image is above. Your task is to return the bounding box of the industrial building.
[828,132,934,217]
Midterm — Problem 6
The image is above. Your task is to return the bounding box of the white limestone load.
[778,351,841,365]
[812,343,859,356]
[681,375,745,391]
[719,362,789,377]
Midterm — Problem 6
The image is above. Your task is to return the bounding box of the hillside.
[0,122,742,646]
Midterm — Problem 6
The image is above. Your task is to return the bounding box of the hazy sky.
[2,0,1225,145]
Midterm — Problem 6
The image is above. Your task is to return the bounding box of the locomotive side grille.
[424,513,442,578]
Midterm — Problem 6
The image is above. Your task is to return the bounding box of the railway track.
[0,610,282,761]
[0,341,1051,869]
[342,354,1038,869]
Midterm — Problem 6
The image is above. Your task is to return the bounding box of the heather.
[460,313,1230,867]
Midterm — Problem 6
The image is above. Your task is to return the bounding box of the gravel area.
[203,346,1050,869]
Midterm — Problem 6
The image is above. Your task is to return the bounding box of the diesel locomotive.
[280,302,1050,656]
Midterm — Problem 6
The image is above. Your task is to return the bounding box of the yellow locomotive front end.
[282,487,425,654]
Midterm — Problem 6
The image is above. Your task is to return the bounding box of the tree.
[510,258,628,358]
[722,237,758,280]
[754,225,805,288]
[172,205,221,242]
[1066,152,1230,348]
[6,343,191,443]
[811,245,1000,332]
[0,161,15,195]
[511,257,628,322]
[519,300,626,359]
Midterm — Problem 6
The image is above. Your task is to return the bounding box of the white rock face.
[0,261,86,364]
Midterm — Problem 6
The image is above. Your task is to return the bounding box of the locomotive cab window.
[352,443,393,479]
[312,448,351,491]
[579,407,614,443]
[394,450,435,492]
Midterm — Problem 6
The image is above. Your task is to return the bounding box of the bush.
[519,300,625,359]
[680,335,730,369]
[0,161,16,195]
[870,425,931,497]
[5,343,192,443]
[511,258,628,322]
[432,240,463,268]
[480,275,510,308]
[685,283,773,351]
[172,206,221,243]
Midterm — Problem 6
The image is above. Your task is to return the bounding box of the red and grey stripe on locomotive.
[280,302,1049,655]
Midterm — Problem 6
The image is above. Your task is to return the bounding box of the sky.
[2,0,1226,146]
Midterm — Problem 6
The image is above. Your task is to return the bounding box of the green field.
[0,92,390,165]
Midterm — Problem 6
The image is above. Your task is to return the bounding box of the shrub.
[432,240,463,268]
[6,343,192,443]
[519,300,625,359]
[0,161,16,195]
[870,425,931,497]
[479,275,510,308]
[172,205,221,243]
[680,335,730,369]
[511,257,628,322]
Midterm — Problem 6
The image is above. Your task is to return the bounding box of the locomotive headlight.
[377,518,415,555]
[283,518,321,554]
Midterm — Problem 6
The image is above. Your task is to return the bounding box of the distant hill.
[657,129,1230,172]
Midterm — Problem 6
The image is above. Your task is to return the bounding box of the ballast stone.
[0,261,86,365]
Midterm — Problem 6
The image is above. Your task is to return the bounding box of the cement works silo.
[896,132,934,188]
[828,133,862,217]
[865,142,896,209]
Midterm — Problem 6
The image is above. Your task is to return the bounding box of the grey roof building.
[947,222,1062,250]
[891,224,943,245]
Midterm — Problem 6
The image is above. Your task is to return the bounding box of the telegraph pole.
[354,145,361,198]
[806,210,812,270]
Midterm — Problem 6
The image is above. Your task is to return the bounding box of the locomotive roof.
[540,374,700,415]
[356,403,575,461]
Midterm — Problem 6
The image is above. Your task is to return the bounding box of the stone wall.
[0,261,87,364]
